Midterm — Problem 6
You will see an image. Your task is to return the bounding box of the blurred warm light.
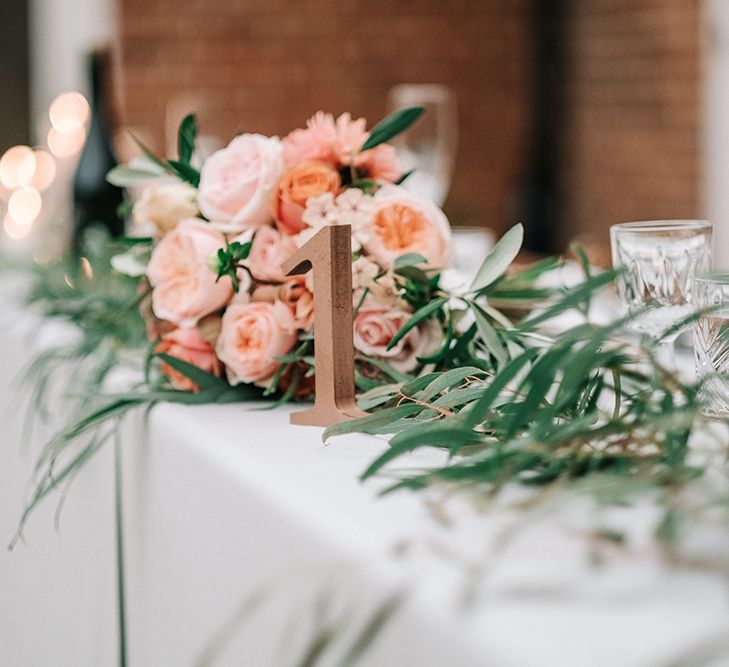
[8,187,42,225]
[48,126,86,158]
[3,213,32,240]
[29,150,56,191]
[49,92,90,134]
[0,146,36,189]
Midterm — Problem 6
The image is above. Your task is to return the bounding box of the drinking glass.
[693,274,729,417]
[386,84,457,206]
[610,220,713,362]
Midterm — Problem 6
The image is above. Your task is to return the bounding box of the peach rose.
[197,134,284,233]
[353,302,440,372]
[146,218,233,328]
[363,185,453,268]
[273,161,341,235]
[280,277,314,330]
[216,300,297,385]
[245,225,297,283]
[155,327,222,393]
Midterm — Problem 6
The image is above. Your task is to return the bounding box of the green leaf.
[323,404,424,441]
[157,353,229,392]
[129,131,173,173]
[517,269,618,330]
[463,347,538,428]
[469,223,524,292]
[177,113,197,165]
[167,160,201,187]
[471,303,508,369]
[394,169,415,185]
[115,236,154,246]
[419,366,483,402]
[386,296,448,351]
[116,200,134,219]
[362,356,414,383]
[106,165,163,187]
[359,106,425,152]
[362,425,475,480]
[394,253,428,268]
[350,178,380,194]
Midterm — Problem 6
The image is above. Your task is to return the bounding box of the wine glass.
[386,84,457,206]
[693,274,729,417]
[610,220,713,365]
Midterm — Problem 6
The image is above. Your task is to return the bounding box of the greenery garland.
[5,225,729,562]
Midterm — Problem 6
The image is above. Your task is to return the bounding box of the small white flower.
[351,256,380,290]
[301,192,337,230]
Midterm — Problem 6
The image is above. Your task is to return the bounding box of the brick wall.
[117,0,533,232]
[116,0,701,248]
[560,0,701,252]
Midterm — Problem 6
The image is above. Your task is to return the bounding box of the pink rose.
[245,225,298,283]
[363,185,453,268]
[216,300,297,385]
[197,134,284,233]
[353,302,440,372]
[146,218,233,328]
[155,327,222,393]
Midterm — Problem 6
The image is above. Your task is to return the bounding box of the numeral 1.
[281,224,366,427]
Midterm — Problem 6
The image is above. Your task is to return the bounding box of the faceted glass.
[610,220,713,340]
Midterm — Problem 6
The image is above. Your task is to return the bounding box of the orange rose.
[273,160,341,235]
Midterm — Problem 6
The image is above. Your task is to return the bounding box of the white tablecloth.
[3,284,729,667]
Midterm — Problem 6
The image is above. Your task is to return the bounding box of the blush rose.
[353,302,440,372]
[245,225,298,283]
[197,134,284,233]
[216,300,297,385]
[146,218,233,328]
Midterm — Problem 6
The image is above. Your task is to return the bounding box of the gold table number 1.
[281,224,366,427]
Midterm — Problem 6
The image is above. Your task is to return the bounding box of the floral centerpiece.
[15,104,729,565]
[110,108,453,399]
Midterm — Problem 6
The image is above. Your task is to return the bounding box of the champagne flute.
[386,84,456,206]
[610,220,713,366]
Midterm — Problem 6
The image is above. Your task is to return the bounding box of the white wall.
[702,0,729,268]
[28,0,117,143]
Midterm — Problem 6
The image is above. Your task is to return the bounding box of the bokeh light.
[29,150,56,191]
[4,213,32,240]
[8,187,42,225]
[48,125,87,159]
[49,92,90,134]
[0,146,37,189]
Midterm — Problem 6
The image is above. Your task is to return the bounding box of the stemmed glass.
[386,84,457,206]
[610,220,713,366]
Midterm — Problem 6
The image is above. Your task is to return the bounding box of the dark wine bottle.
[71,48,124,254]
